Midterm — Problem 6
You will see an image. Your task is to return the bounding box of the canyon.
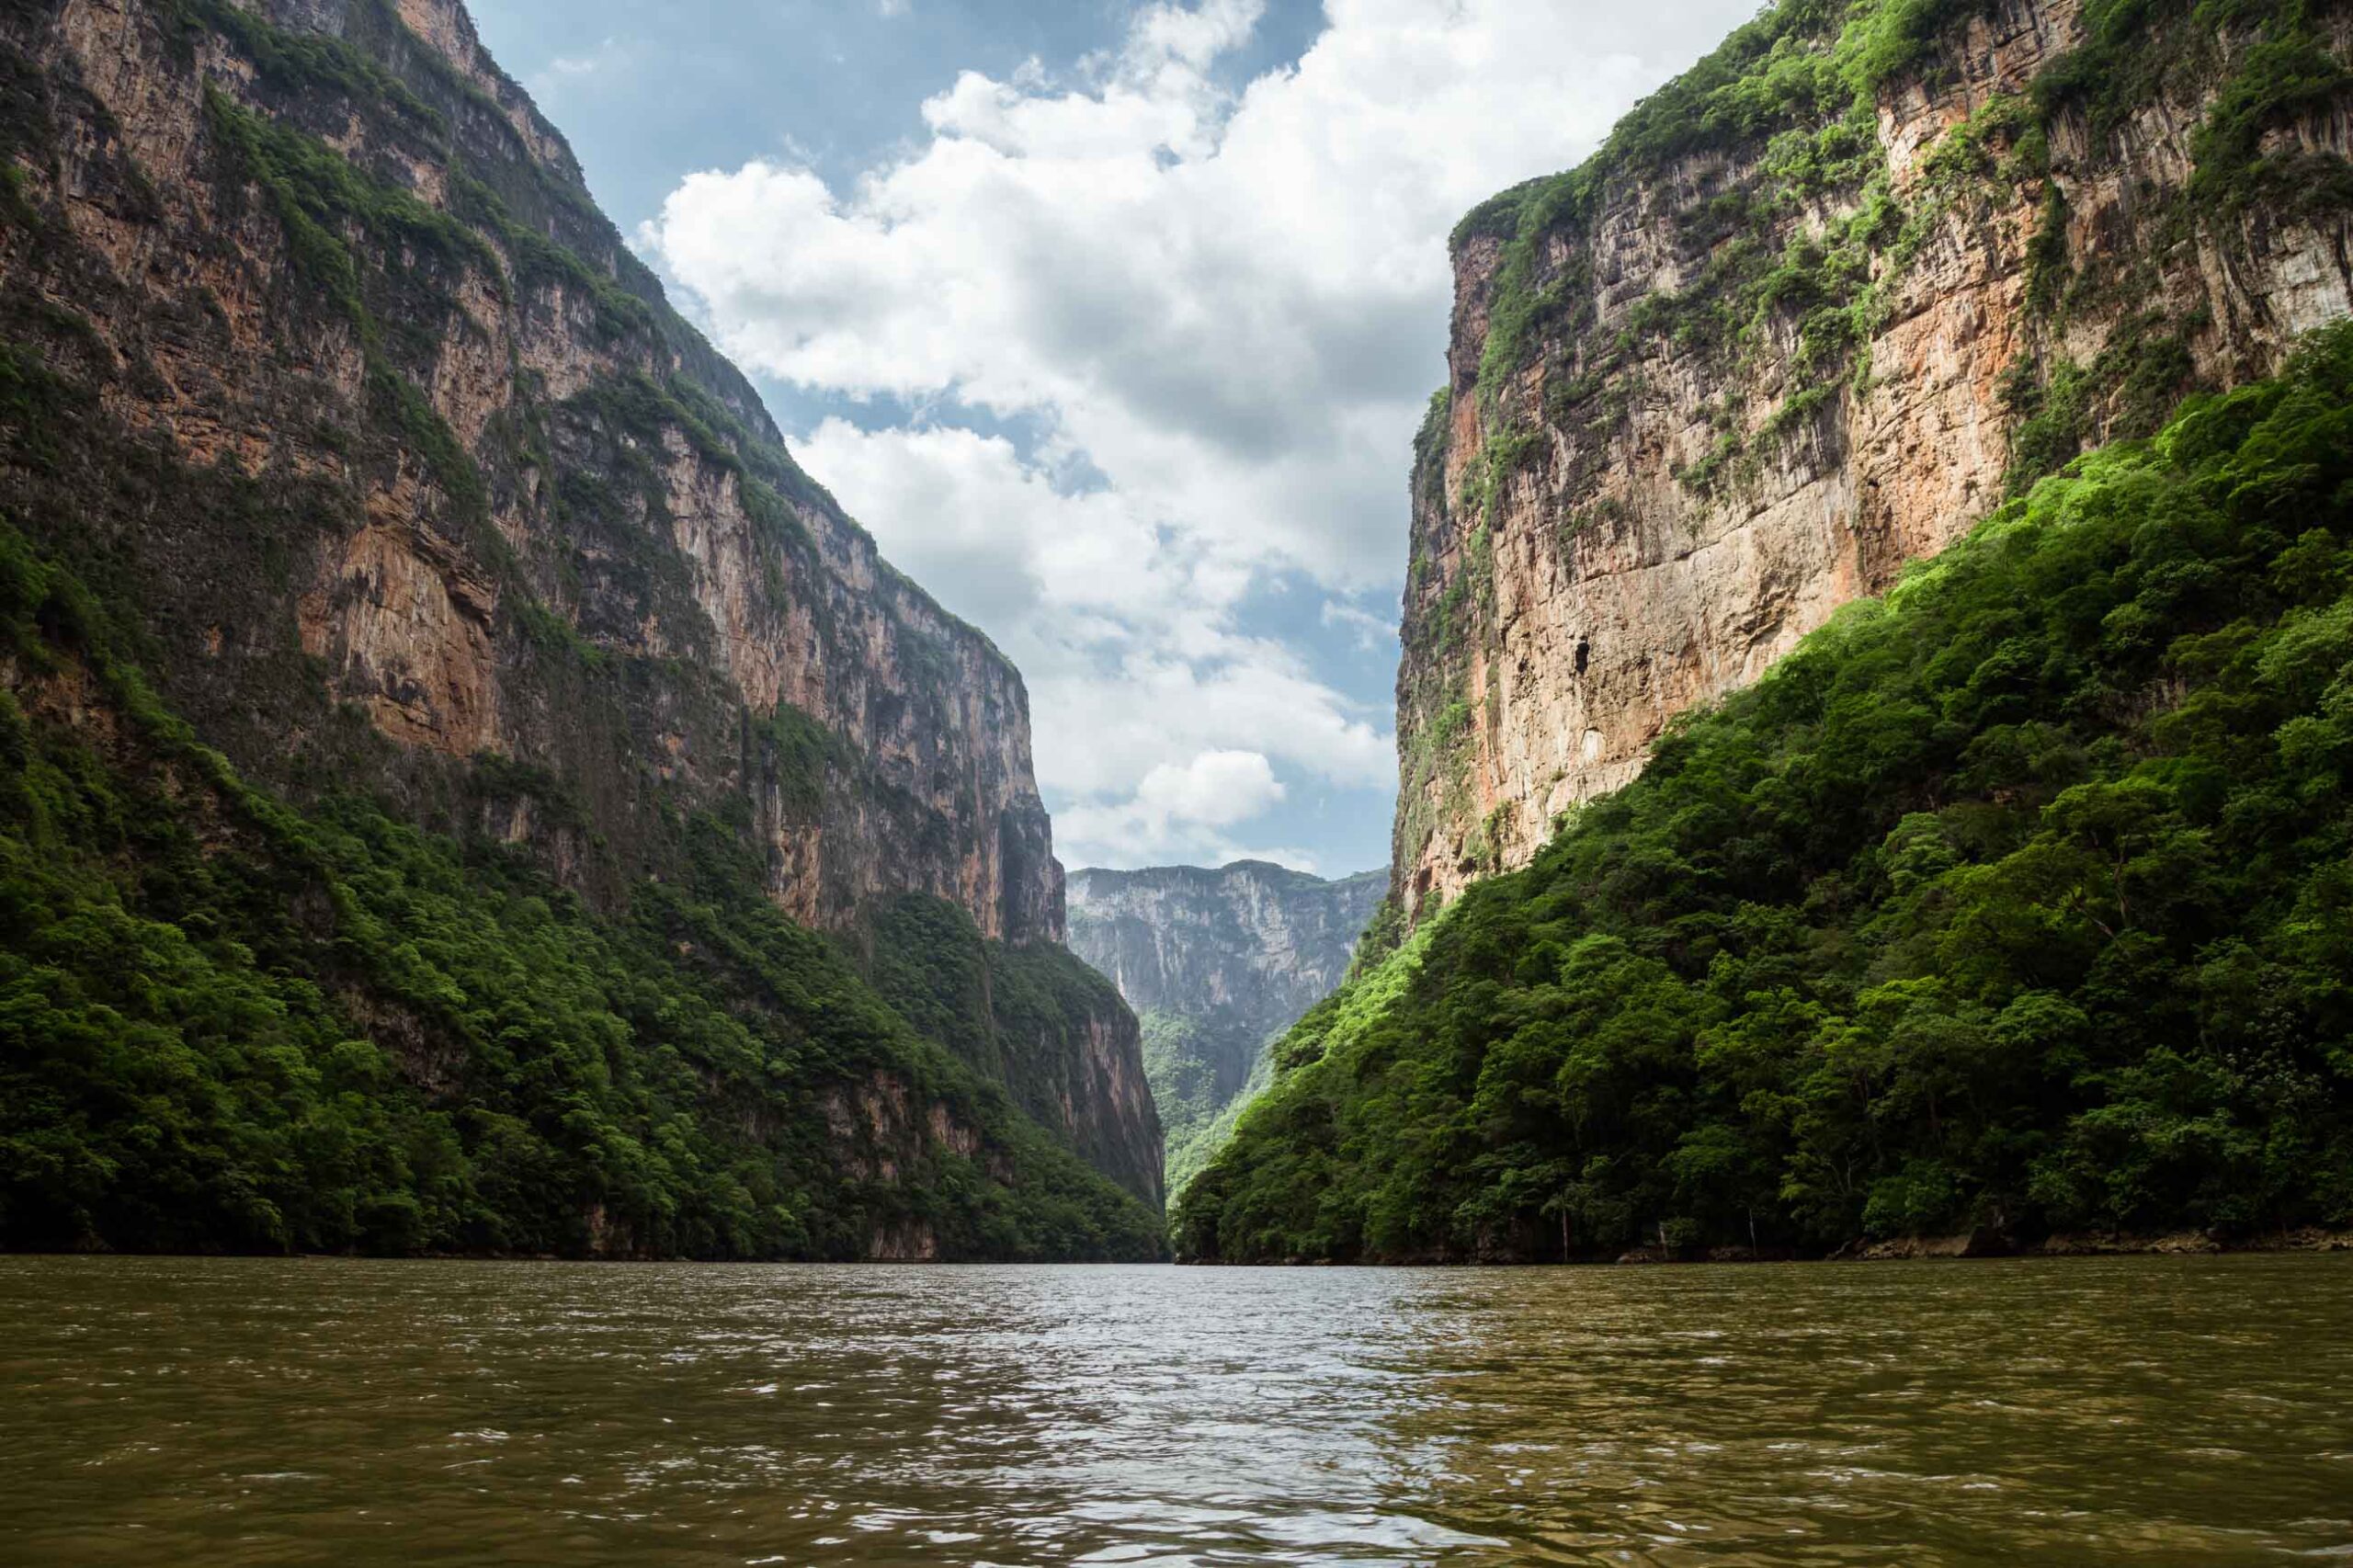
[1067,862,1386,1190]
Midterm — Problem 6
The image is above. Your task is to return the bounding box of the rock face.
[0,0,1157,1229]
[18,0,1059,944]
[1394,0,2353,919]
[1068,863,1386,1190]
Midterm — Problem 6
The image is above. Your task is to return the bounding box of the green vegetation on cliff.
[0,0,1165,1259]
[866,892,1164,1209]
[1178,326,2353,1262]
[1455,0,2348,414]
[0,513,1161,1260]
[1402,0,2352,867]
[1138,1011,1226,1191]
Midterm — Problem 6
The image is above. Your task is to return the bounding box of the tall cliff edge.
[1067,862,1386,1192]
[16,0,1063,942]
[1395,0,2353,919]
[0,0,1160,1250]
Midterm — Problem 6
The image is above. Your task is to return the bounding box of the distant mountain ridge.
[1067,861,1386,1192]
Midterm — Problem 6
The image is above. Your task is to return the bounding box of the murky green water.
[2,1255,2349,1564]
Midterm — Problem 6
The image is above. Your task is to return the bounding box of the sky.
[465,0,1759,875]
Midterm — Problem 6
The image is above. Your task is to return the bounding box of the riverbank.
[1838,1227,2353,1262]
[1181,1227,2353,1267]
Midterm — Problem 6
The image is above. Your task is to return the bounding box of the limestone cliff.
[1067,862,1386,1191]
[1395,0,2353,919]
[12,0,1062,941]
[0,0,1160,1245]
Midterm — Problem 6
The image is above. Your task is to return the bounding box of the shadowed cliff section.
[1067,862,1386,1194]
[868,892,1165,1211]
[0,0,1160,1254]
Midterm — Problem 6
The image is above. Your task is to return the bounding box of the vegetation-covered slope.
[1395,0,2353,915]
[0,510,1162,1260]
[866,892,1165,1210]
[1178,326,2353,1263]
[0,0,1162,1257]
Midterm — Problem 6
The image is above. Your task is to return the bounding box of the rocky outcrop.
[1395,0,2353,918]
[1067,862,1386,1189]
[0,0,1150,1229]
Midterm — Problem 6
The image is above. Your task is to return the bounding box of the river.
[2,1254,2348,1563]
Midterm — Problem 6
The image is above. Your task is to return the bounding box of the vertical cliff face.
[1067,862,1386,1189]
[9,0,1062,945]
[1395,0,2353,919]
[0,0,1161,1250]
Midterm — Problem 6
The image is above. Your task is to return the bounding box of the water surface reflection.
[2,1255,2347,1563]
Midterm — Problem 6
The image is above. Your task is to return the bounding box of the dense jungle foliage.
[1177,326,2353,1262]
[1138,1010,1241,1196]
[865,891,1165,1208]
[0,518,1163,1260]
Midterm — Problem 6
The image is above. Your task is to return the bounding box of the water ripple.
[1,1255,2350,1564]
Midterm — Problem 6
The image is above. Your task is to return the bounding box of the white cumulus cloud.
[642,0,1756,869]
[795,416,1393,820]
[1057,750,1319,869]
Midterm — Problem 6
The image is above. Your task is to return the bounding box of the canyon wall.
[15,0,1063,942]
[0,0,1159,1239]
[1068,862,1385,1190]
[1395,0,2353,918]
